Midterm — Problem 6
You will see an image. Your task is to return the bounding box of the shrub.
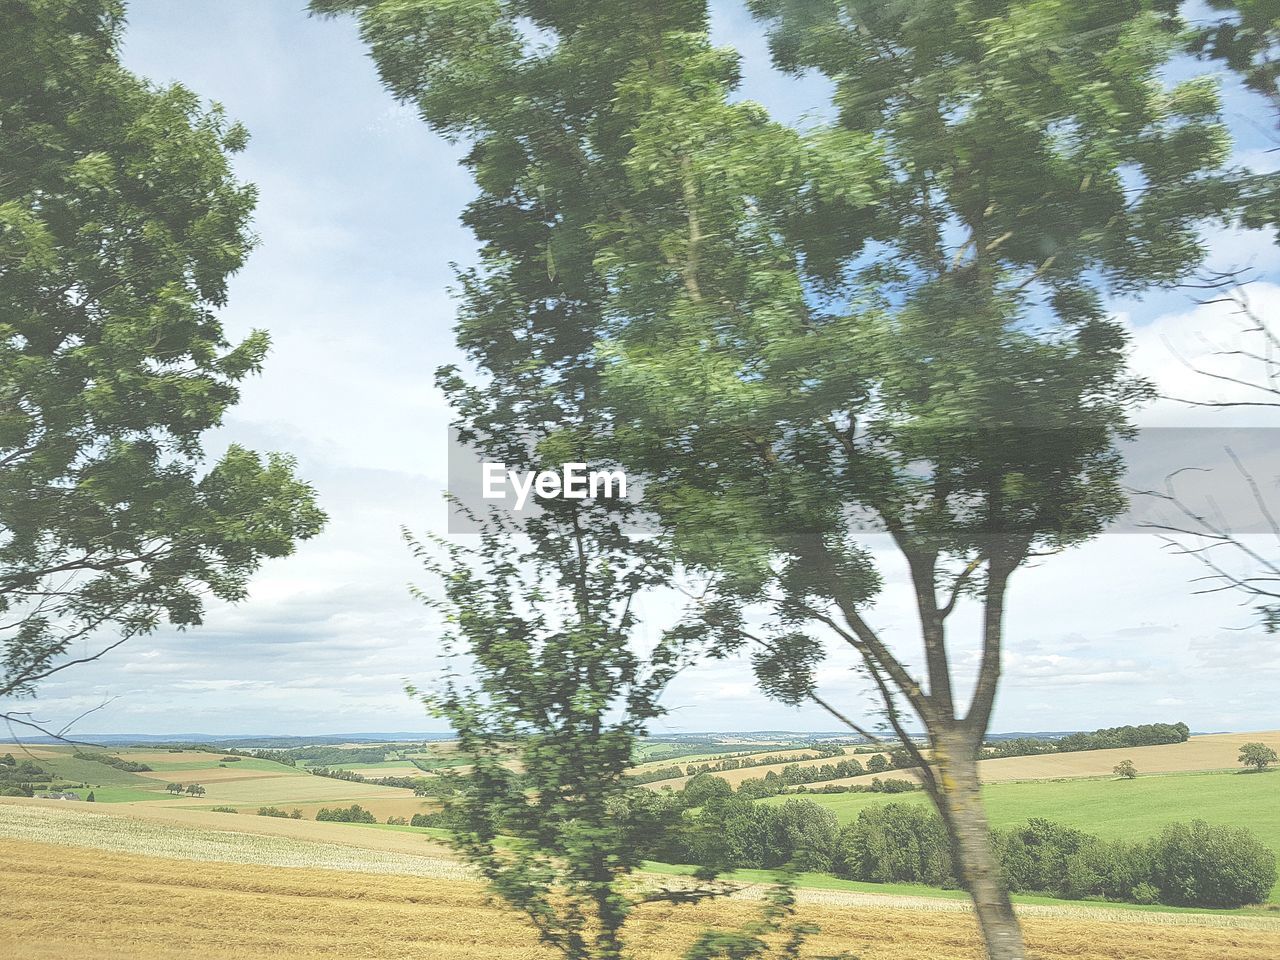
[212,806,238,814]
[1148,820,1277,908]
[386,816,408,825]
[257,806,290,818]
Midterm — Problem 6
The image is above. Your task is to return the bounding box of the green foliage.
[683,774,734,808]
[315,804,376,824]
[1148,820,1277,908]
[836,803,955,887]
[1239,742,1279,771]
[404,509,692,960]
[0,0,325,710]
[1056,723,1191,753]
[72,751,152,772]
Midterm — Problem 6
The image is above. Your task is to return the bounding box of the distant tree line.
[309,766,432,792]
[984,723,1190,760]
[257,807,303,819]
[165,783,205,796]
[210,747,297,767]
[286,746,387,766]
[632,746,925,790]
[677,744,846,778]
[73,751,151,772]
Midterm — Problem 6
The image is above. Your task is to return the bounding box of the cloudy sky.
[16,1,1280,738]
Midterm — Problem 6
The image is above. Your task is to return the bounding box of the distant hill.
[1,732,456,747]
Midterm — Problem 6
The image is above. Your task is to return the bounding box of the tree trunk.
[932,734,1025,960]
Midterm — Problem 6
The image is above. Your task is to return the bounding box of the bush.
[257,806,290,818]
[212,806,238,814]
[386,816,408,825]
[1148,820,1277,908]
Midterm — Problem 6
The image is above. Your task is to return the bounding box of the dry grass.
[3,836,1279,960]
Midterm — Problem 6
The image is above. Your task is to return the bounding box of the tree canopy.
[0,0,326,720]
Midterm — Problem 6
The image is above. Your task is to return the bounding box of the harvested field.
[2,835,1278,959]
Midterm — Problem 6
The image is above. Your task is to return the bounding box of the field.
[643,731,1280,791]
[20,745,435,821]
[2,801,1278,960]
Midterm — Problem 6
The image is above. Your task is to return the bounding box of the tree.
[1113,760,1138,780]
[166,783,183,795]
[594,3,1238,956]
[314,2,1238,958]
[0,0,325,731]
[865,755,889,776]
[683,773,733,809]
[1239,741,1279,771]
[86,791,95,802]
[405,507,730,960]
[1149,819,1277,908]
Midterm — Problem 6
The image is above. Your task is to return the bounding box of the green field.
[641,861,1279,917]
[77,786,169,803]
[33,752,157,787]
[761,770,1280,901]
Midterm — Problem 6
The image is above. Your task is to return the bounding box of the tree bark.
[932,732,1025,960]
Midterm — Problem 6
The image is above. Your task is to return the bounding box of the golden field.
[4,798,1280,959]
[3,834,1279,960]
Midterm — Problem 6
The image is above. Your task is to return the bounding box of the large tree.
[315,2,1238,958]
[0,0,325,726]
[598,3,1238,957]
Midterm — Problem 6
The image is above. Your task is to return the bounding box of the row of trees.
[838,804,1275,910]
[985,722,1191,759]
[165,783,205,796]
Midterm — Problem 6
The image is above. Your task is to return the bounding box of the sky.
[12,1,1280,738]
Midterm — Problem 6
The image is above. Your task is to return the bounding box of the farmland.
[2,802,1278,960]
[15,744,437,822]
[640,731,1280,791]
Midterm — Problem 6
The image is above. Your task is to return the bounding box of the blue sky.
[15,1,1280,737]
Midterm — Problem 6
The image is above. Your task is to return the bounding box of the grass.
[641,861,1279,918]
[79,786,169,803]
[141,757,293,773]
[30,751,157,787]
